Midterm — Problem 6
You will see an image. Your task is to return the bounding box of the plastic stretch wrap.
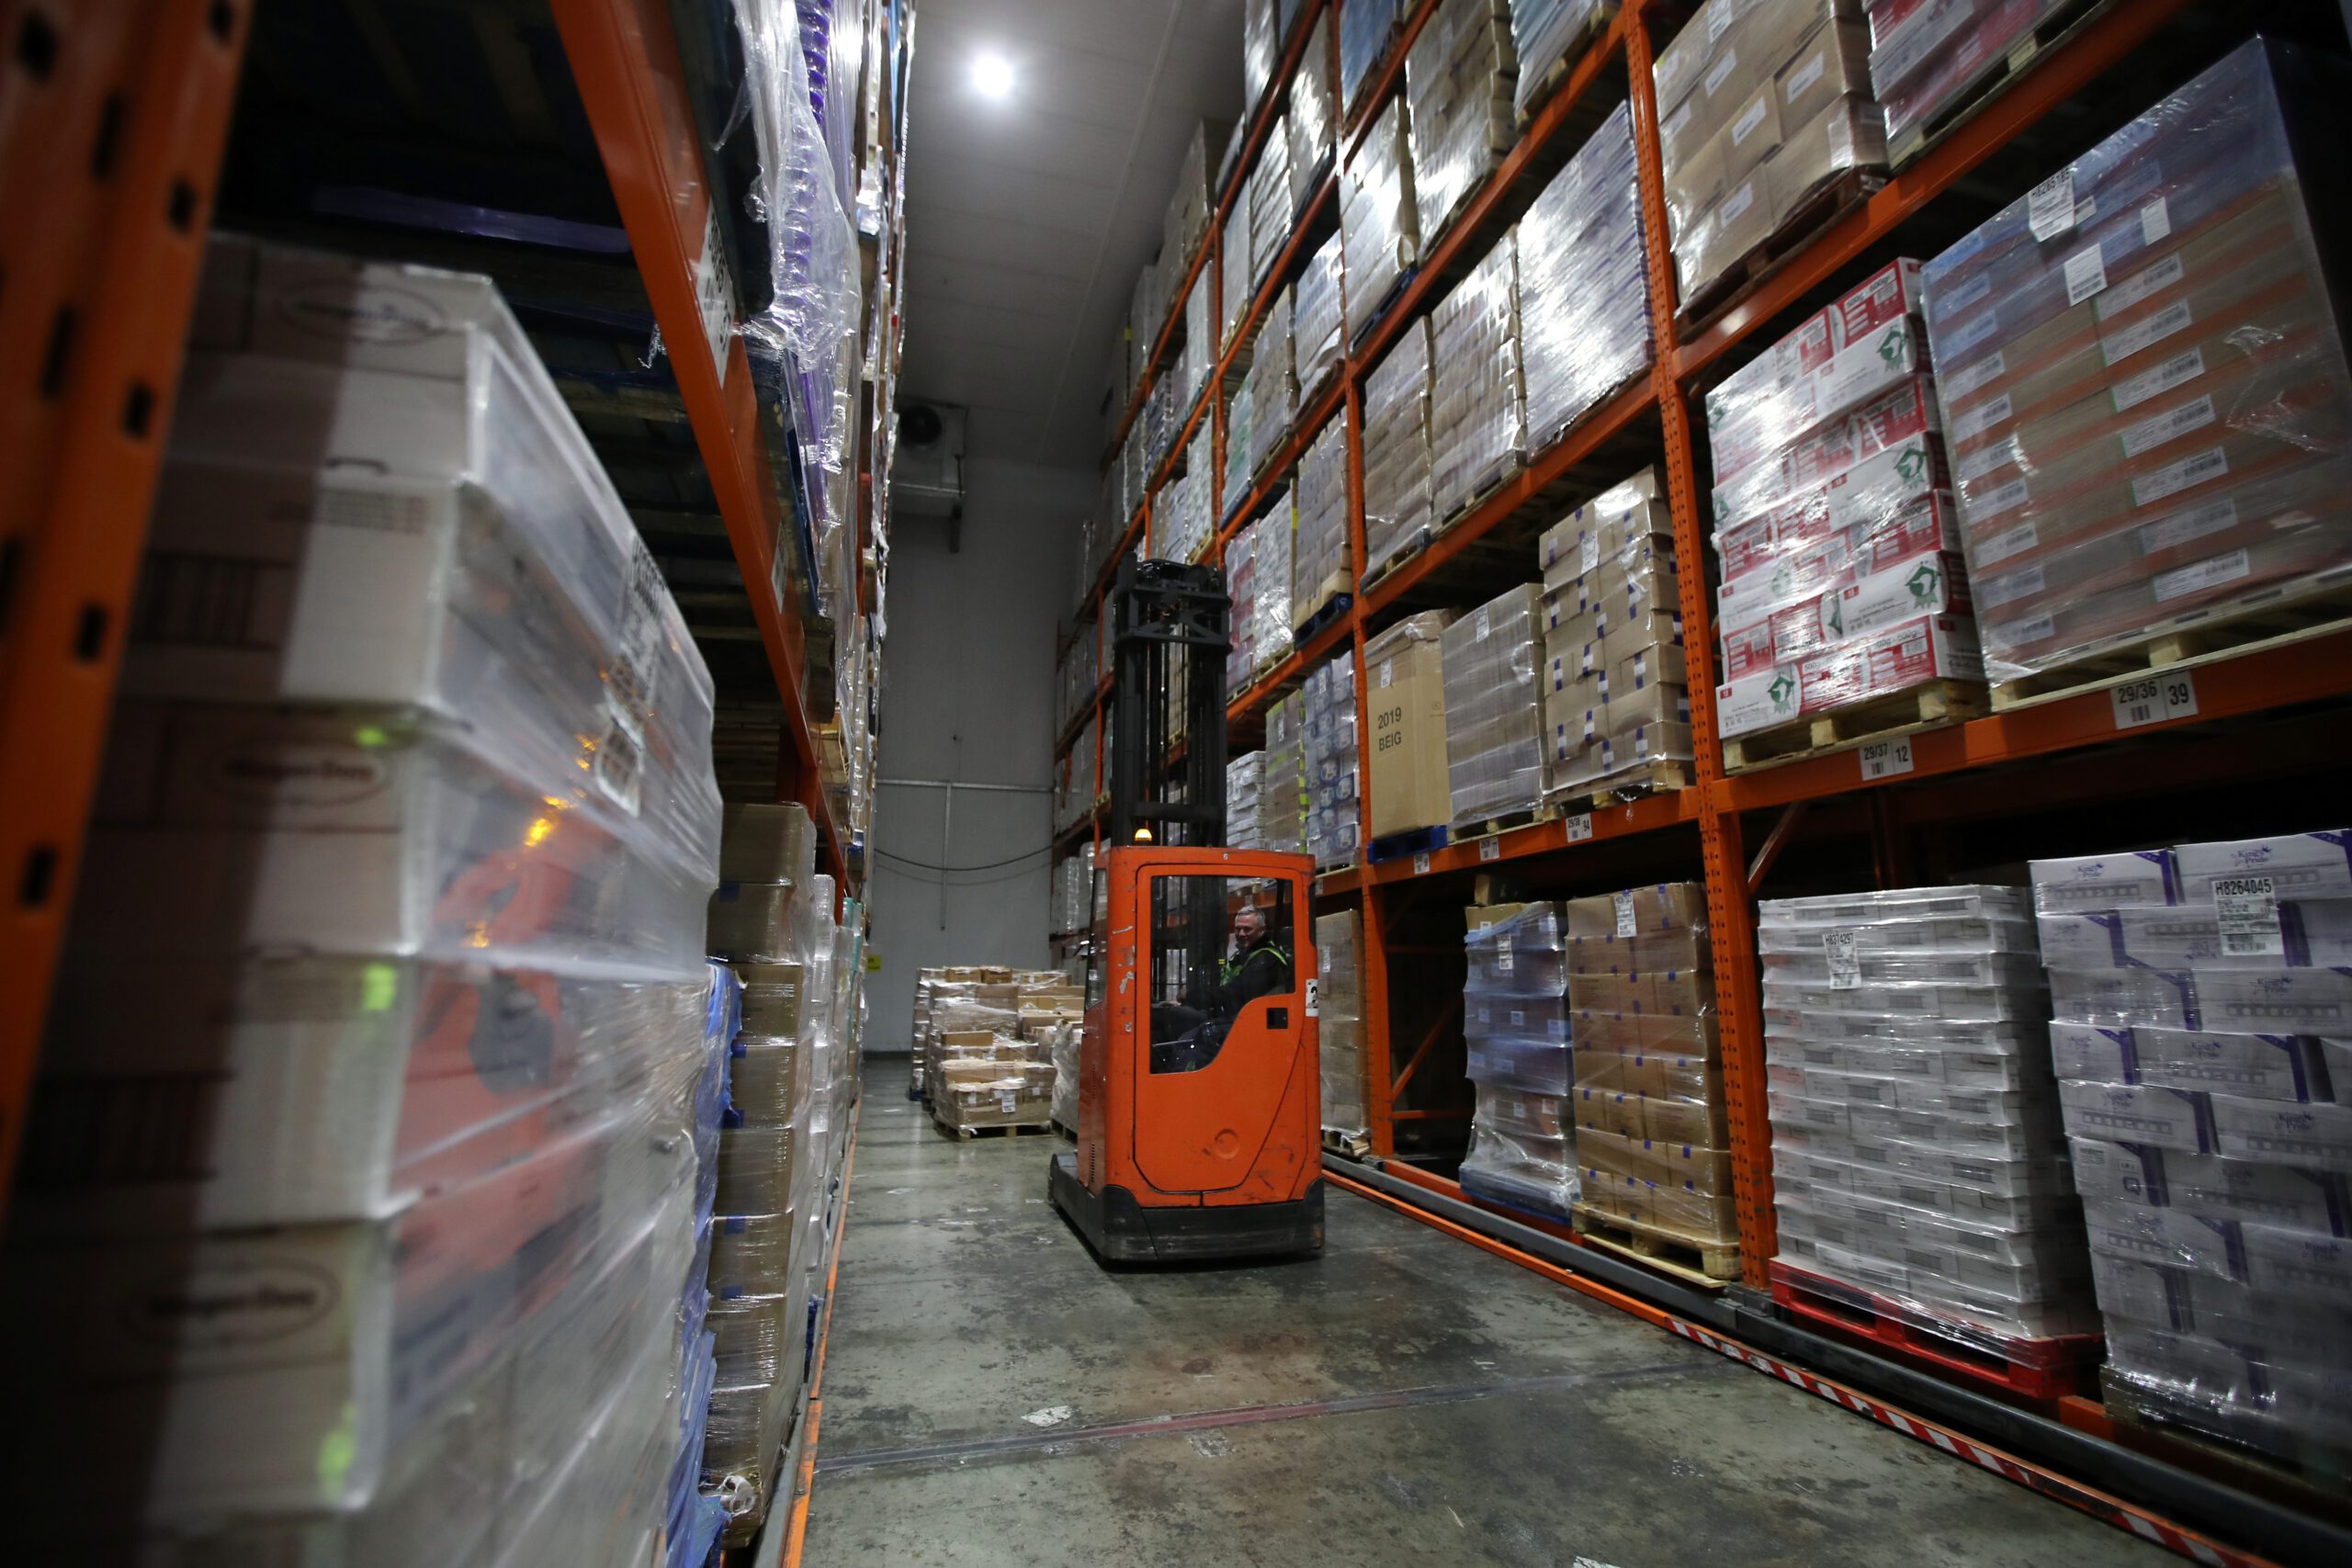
[1259,496,1298,674]
[1245,0,1278,118]
[1053,844,1096,935]
[2034,825,2352,1462]
[1406,0,1518,247]
[1222,191,1255,354]
[1178,275,1212,416]
[1462,903,1579,1214]
[733,0,861,490]
[1249,122,1295,291]
[1227,751,1266,851]
[1919,39,2352,684]
[1510,0,1611,121]
[931,1030,1054,1130]
[1050,1021,1080,1130]
[1245,293,1299,479]
[1655,0,1884,302]
[1155,421,1216,565]
[1517,101,1650,449]
[1363,319,1437,577]
[1868,0,2073,151]
[1289,10,1337,214]
[1263,691,1308,855]
[1441,585,1545,827]
[1430,227,1528,523]
[1224,372,1257,522]
[158,238,719,874]
[1342,97,1419,343]
[1304,652,1362,869]
[1536,469,1693,795]
[1294,231,1347,405]
[1758,885,2096,1347]
[1167,121,1218,278]
[1145,373,1178,478]
[1226,521,1261,696]
[1317,910,1369,1138]
[1341,0,1405,118]
[1292,419,1350,630]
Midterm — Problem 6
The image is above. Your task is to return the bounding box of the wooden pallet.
[1888,0,2112,170]
[1321,1127,1372,1159]
[1550,758,1691,811]
[1363,524,1434,592]
[1724,680,1987,774]
[934,1118,1056,1140]
[1572,1205,1739,1287]
[1434,457,1521,537]
[1456,803,1559,843]
[1989,574,2352,712]
[1676,166,1886,336]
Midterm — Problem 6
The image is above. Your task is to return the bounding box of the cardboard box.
[708,883,797,963]
[718,804,814,884]
[1364,613,1454,837]
[737,961,805,1036]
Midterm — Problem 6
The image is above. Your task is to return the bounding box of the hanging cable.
[871,843,1055,874]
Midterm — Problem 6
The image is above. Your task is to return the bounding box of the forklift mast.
[1106,556,1229,849]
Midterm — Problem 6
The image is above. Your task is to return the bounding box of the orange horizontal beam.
[1713,626,2352,814]
[1672,0,2199,385]
[1363,784,1699,886]
[1363,368,1654,615]
[1351,7,1628,379]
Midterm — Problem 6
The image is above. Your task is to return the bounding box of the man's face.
[1234,910,1264,945]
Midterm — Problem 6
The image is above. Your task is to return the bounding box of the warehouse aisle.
[803,1066,2165,1568]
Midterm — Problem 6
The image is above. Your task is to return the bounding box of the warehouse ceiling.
[899,0,1246,468]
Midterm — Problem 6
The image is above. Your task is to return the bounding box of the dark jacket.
[1204,938,1292,1019]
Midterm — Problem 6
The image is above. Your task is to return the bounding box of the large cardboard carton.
[1363,613,1454,838]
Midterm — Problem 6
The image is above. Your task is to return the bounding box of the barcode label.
[1613,891,1637,937]
[2100,300,2193,369]
[1496,945,1514,976]
[1720,180,1757,224]
[609,537,668,742]
[2132,446,2228,508]
[1941,351,2006,403]
[1705,48,1740,96]
[1973,476,2030,517]
[2153,547,2249,604]
[1733,96,1770,147]
[594,719,644,816]
[1562,811,1593,843]
[2212,874,2283,956]
[1977,562,2045,609]
[1825,930,1862,988]
[1412,852,1430,875]
[1581,534,1600,576]
[1951,394,2012,444]
[1858,738,1914,782]
[2098,252,2188,319]
[2028,170,2076,241]
[1510,1009,1526,1026]
[2137,497,2237,555]
[2063,243,2108,306]
[2141,197,2171,245]
[1380,660,1394,688]
[2110,348,2204,414]
[1976,520,2039,566]
[1479,836,1501,863]
[1784,50,1826,102]
[2110,671,2198,730]
[1939,271,1993,319]
[2120,394,2215,460]
[1958,436,2018,486]
[694,205,735,386]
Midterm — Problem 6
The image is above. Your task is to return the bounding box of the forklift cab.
[1055,845,1323,1263]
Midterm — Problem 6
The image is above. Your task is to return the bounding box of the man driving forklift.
[1149,901,1293,1073]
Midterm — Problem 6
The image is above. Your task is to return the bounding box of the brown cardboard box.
[1564,883,1708,938]
[1565,926,1710,977]
[729,1035,810,1125]
[736,961,806,1036]
[707,882,796,962]
[718,803,815,883]
[1574,1085,1648,1139]
[1572,1047,1630,1091]
[1364,613,1454,838]
[1645,1094,1730,1148]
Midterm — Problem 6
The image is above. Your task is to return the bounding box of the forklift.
[1048,557,1324,1263]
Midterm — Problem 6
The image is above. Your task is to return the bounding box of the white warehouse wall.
[866,455,1091,1055]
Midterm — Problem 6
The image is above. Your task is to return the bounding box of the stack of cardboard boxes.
[1519,102,1651,451]
[1567,885,1734,1255]
[1226,522,1261,693]
[7,239,729,1564]
[1249,121,1293,299]
[1342,0,1405,119]
[1295,231,1347,406]
[1252,501,1296,675]
[1291,10,1338,209]
[2035,830,2352,1462]
[1405,0,1517,247]
[1305,650,1363,869]
[1869,0,2064,159]
[1228,751,1268,851]
[1709,261,1975,749]
[1244,288,1299,479]
[1318,910,1371,1146]
[1363,319,1438,579]
[1224,366,1258,523]
[1223,187,1255,354]
[1363,612,1454,845]
[1510,0,1610,121]
[1536,469,1693,801]
[1429,229,1526,525]
[1263,691,1309,856]
[1760,885,2092,1348]
[1442,584,1546,829]
[1292,419,1351,632]
[1921,41,2352,686]
[1341,96,1419,342]
[929,971,1077,1134]
[1654,0,1883,302]
[1460,901,1579,1215]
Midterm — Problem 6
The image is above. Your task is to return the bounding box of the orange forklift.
[1049,558,1324,1263]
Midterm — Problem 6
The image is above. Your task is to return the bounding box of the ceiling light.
[973,52,1014,100]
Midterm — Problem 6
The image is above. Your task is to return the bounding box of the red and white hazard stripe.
[1662,1319,2268,1568]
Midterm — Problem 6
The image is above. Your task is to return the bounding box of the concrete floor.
[801,1066,2170,1568]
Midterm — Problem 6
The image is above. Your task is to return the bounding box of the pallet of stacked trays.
[1304,651,1363,872]
[1292,417,1353,637]
[1510,0,1615,127]
[1517,101,1651,456]
[2034,832,2352,1472]
[1537,469,1694,807]
[1340,0,1407,124]
[1361,318,1438,582]
[1442,584,1550,836]
[1712,260,1981,771]
[1405,0,1518,251]
[1341,95,1420,346]
[1428,227,1526,528]
[1758,886,2104,1401]
[1290,8,1338,210]
[1460,900,1579,1217]
[1921,39,2352,712]
[1656,0,1886,325]
[1567,883,1739,1284]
